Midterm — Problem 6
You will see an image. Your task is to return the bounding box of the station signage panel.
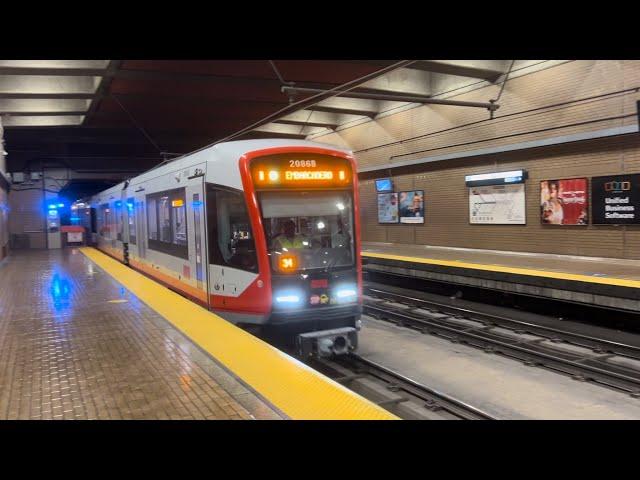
[592,174,640,225]
[469,183,526,225]
[375,178,393,192]
[465,170,528,187]
[251,153,352,189]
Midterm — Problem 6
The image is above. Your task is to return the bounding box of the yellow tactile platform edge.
[80,247,397,420]
[362,251,640,290]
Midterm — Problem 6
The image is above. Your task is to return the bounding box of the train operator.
[272,220,306,250]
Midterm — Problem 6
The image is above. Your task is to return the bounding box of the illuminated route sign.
[251,153,352,189]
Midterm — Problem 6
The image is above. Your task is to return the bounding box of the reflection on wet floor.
[0,249,281,420]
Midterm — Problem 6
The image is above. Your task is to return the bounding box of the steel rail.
[363,296,640,396]
[365,285,640,360]
[313,354,496,420]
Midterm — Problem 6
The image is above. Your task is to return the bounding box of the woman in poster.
[541,180,564,224]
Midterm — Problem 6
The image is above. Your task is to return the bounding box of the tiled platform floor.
[0,249,282,420]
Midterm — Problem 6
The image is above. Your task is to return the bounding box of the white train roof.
[91,139,353,200]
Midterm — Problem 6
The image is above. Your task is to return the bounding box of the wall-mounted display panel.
[592,174,640,225]
[377,193,399,224]
[540,178,588,225]
[469,183,526,225]
[399,190,424,224]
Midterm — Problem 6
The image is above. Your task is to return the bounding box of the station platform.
[361,242,640,312]
[0,248,395,420]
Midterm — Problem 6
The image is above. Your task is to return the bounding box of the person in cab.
[272,220,306,250]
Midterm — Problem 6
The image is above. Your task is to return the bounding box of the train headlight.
[274,290,303,307]
[268,170,279,181]
[335,285,358,303]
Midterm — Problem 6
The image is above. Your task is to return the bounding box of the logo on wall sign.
[605,181,631,192]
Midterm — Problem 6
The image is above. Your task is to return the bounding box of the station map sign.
[540,178,588,225]
[592,174,640,225]
[469,183,526,225]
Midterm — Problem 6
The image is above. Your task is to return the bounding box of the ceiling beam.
[0,93,95,99]
[406,61,506,83]
[306,105,377,118]
[239,131,307,140]
[83,60,122,125]
[283,86,499,111]
[274,119,337,130]
[0,67,108,76]
[1,111,87,116]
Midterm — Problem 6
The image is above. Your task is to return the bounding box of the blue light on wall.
[192,201,203,207]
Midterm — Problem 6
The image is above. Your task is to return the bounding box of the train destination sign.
[592,173,640,224]
[251,153,352,188]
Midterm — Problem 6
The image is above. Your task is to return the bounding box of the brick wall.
[311,60,640,259]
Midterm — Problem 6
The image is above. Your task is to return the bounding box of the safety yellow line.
[80,247,397,420]
[362,251,640,289]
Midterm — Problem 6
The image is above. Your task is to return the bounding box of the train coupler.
[297,327,358,358]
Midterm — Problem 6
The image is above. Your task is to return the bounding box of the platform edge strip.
[80,247,397,420]
[362,251,640,290]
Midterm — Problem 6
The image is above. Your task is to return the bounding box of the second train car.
[88,139,362,357]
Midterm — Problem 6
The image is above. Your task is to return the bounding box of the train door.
[185,173,208,306]
[121,189,129,263]
[206,184,259,313]
[135,196,146,261]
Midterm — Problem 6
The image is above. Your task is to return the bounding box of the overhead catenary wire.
[111,94,164,155]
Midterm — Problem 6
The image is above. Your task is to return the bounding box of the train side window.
[206,185,257,273]
[100,203,111,239]
[147,197,158,240]
[115,201,123,241]
[145,188,188,260]
[127,198,136,245]
[171,191,187,246]
[158,195,171,243]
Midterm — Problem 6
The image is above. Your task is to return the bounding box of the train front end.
[244,148,362,357]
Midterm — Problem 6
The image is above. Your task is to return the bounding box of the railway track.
[312,353,496,420]
[364,283,640,397]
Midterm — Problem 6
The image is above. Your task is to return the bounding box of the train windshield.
[260,190,354,273]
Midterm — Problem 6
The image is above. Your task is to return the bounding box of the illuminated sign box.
[465,170,528,187]
[375,178,393,192]
[252,153,352,189]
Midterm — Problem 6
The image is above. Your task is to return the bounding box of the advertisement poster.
[377,193,399,223]
[399,190,425,224]
[540,178,588,225]
[592,174,640,225]
[469,183,526,224]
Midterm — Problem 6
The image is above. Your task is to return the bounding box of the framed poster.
[469,183,526,224]
[540,178,588,225]
[592,174,640,225]
[399,190,424,224]
[377,193,399,224]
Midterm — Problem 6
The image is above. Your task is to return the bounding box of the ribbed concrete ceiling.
[0,60,516,176]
